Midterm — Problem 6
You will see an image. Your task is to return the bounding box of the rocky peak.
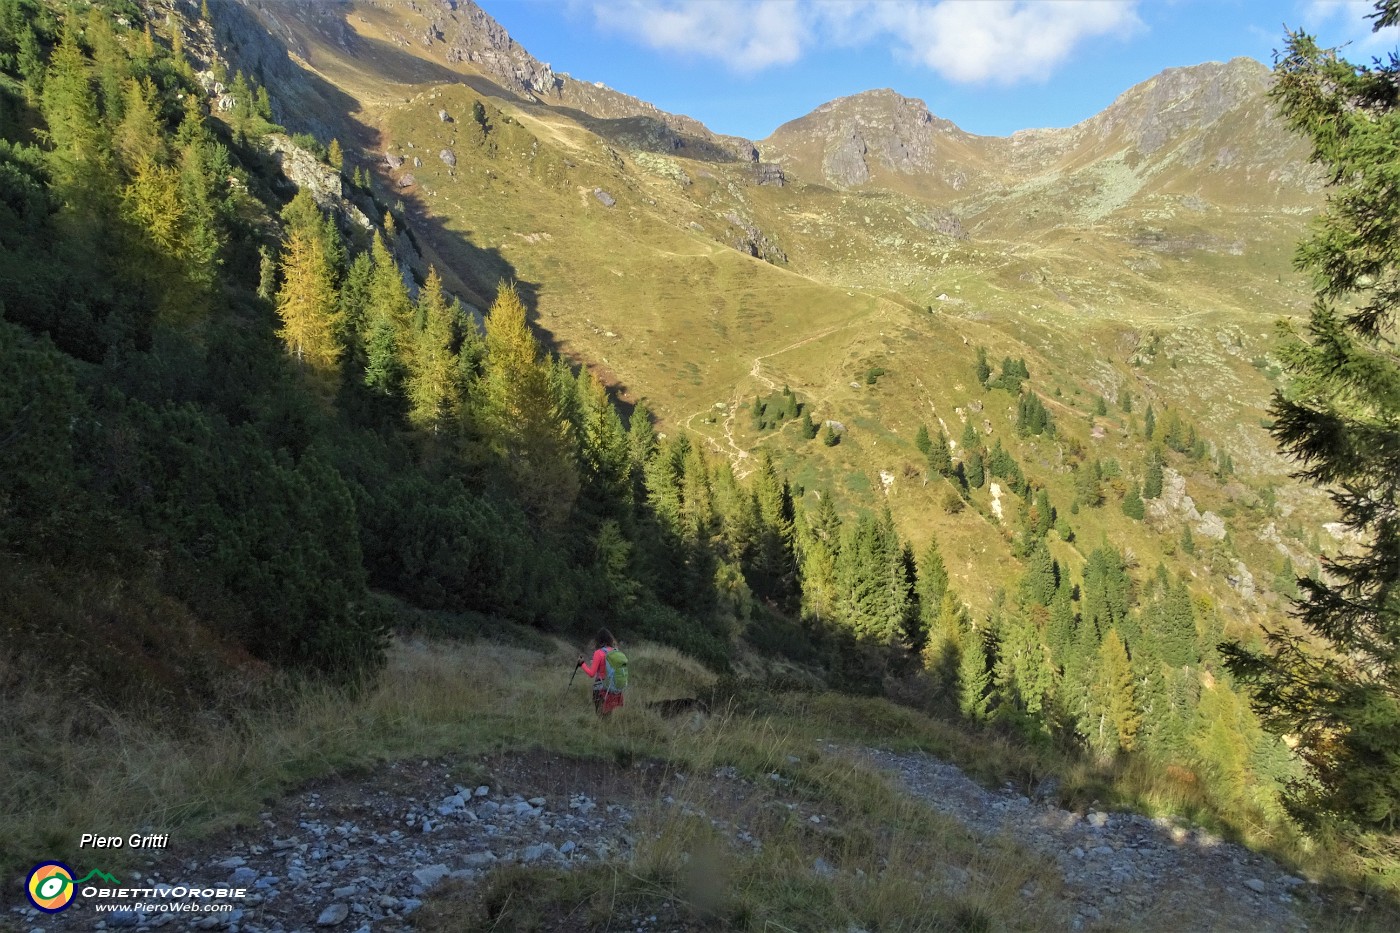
[415,0,562,98]
[1085,57,1272,155]
[763,89,974,188]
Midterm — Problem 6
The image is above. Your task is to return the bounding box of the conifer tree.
[1143,403,1156,440]
[328,138,344,171]
[1144,446,1164,499]
[1121,481,1145,520]
[960,419,979,453]
[1223,1,1400,830]
[476,282,579,527]
[275,225,343,378]
[628,401,658,468]
[959,625,993,721]
[1087,629,1140,757]
[798,492,841,624]
[1074,459,1103,508]
[916,535,950,635]
[974,346,991,386]
[406,266,459,433]
[114,78,164,169]
[574,370,632,517]
[915,423,932,457]
[1021,541,1058,608]
[800,410,818,440]
[42,21,114,210]
[965,449,985,489]
[363,232,412,394]
[927,429,952,476]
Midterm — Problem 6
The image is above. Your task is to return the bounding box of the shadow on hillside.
[390,186,642,424]
[209,0,654,424]
[551,108,753,164]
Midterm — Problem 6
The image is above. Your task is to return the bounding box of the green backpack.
[604,647,629,692]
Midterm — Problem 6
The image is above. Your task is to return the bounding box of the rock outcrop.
[263,134,372,230]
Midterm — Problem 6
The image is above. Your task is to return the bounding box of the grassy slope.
[230,0,1337,630]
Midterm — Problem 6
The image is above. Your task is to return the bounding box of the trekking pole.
[568,655,582,687]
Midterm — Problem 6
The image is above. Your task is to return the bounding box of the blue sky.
[482,1,1399,139]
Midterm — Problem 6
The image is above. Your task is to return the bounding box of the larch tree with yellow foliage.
[475,282,578,528]
[275,227,342,379]
[406,266,460,433]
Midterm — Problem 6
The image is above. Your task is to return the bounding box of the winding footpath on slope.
[12,743,1327,932]
[840,744,1315,932]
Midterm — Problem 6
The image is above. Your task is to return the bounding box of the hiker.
[577,628,627,716]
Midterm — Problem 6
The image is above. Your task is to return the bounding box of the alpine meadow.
[3,1,1400,931]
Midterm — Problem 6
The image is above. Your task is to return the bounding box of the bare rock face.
[1227,560,1256,600]
[823,130,870,187]
[753,163,785,187]
[433,0,562,98]
[724,212,787,265]
[1196,512,1227,541]
[263,134,371,230]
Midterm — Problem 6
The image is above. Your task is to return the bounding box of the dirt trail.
[841,744,1318,933]
[8,737,1332,932]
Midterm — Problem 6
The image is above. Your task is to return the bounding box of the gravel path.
[842,744,1318,932]
[9,744,1337,933]
[12,757,641,933]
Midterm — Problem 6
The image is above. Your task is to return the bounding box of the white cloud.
[589,0,810,73]
[872,1,1143,84]
[588,0,1143,83]
[1300,0,1400,50]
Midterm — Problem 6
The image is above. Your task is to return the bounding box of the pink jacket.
[580,647,612,683]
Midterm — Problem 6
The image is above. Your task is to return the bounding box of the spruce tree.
[964,449,985,489]
[1222,1,1400,831]
[916,536,950,638]
[958,625,992,722]
[915,423,932,457]
[974,346,991,386]
[927,429,952,476]
[1144,446,1164,499]
[1121,481,1145,520]
[960,420,979,453]
[1143,403,1156,440]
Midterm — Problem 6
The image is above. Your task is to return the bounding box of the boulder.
[316,903,349,926]
[1196,511,1226,540]
[594,188,616,207]
[439,148,457,167]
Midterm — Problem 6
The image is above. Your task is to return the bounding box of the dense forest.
[0,0,1317,843]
